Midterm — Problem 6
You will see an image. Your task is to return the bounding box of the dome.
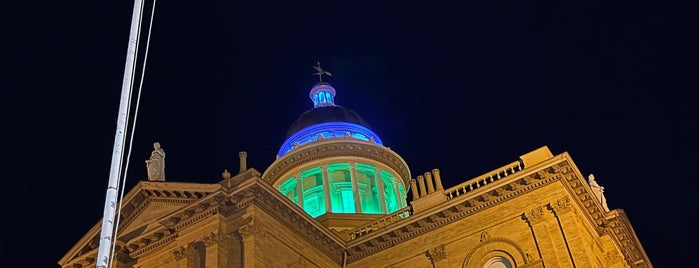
[285,105,371,139]
[263,66,411,226]
[276,82,383,158]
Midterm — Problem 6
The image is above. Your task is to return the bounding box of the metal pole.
[96,0,144,267]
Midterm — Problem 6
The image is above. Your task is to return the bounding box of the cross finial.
[313,61,332,82]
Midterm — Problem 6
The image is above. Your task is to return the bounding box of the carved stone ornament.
[426,244,447,262]
[480,231,491,242]
[238,223,266,240]
[203,232,219,247]
[553,197,573,214]
[523,206,546,225]
[173,246,186,261]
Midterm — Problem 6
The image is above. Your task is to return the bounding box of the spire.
[309,62,336,108]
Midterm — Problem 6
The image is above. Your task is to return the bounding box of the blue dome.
[277,83,383,158]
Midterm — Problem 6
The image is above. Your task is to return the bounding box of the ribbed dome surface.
[285,106,371,139]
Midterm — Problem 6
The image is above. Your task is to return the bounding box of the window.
[329,163,355,213]
[279,177,298,205]
[483,256,512,268]
[302,168,325,217]
[357,164,381,214]
[381,171,399,213]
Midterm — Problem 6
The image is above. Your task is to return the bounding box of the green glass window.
[381,170,399,213]
[301,167,325,217]
[279,177,298,205]
[328,163,355,213]
[357,164,381,214]
[397,182,407,208]
[277,163,407,217]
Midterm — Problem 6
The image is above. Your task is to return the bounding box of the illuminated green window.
[357,164,381,214]
[301,167,325,217]
[278,163,407,217]
[328,163,355,213]
[279,177,298,205]
[381,170,399,213]
[397,182,407,208]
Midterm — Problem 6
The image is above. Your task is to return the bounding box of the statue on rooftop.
[588,174,609,212]
[146,142,165,181]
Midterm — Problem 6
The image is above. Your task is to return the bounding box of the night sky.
[5,0,697,267]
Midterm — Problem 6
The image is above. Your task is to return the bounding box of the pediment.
[59,180,221,266]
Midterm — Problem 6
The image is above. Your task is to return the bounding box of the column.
[349,162,362,213]
[172,244,201,268]
[295,173,303,209]
[203,233,220,268]
[376,167,387,214]
[321,164,331,214]
[238,224,257,268]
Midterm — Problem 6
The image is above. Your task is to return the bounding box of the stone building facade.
[59,81,651,268]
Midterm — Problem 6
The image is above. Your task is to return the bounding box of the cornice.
[344,161,569,263]
[345,155,651,267]
[62,183,222,267]
[230,181,347,265]
[605,210,652,267]
[262,139,411,185]
[123,192,227,259]
[74,178,348,266]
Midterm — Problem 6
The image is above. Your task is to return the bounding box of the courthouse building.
[60,81,652,267]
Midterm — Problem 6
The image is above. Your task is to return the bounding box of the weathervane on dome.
[313,61,332,82]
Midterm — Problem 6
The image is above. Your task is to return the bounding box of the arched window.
[483,256,512,268]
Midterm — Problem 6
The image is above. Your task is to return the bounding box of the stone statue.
[588,174,609,212]
[146,142,165,181]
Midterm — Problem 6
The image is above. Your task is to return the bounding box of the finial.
[222,169,232,180]
[238,151,248,174]
[313,61,332,82]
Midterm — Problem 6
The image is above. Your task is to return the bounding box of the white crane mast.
[96,0,144,267]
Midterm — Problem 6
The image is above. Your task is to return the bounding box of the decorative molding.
[550,197,573,214]
[346,162,567,263]
[172,246,187,261]
[185,244,199,259]
[605,211,651,267]
[237,223,267,240]
[426,244,447,263]
[262,140,410,185]
[523,206,546,225]
[71,186,219,263]
[230,184,346,265]
[462,237,527,267]
[558,165,607,229]
[480,231,491,243]
[202,232,219,247]
[606,251,623,264]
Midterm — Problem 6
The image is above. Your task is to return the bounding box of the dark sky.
[4,0,697,267]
